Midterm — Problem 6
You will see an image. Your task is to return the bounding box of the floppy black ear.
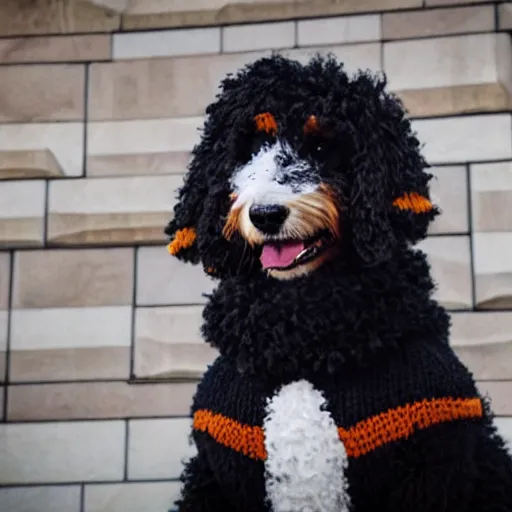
[348,74,438,265]
[164,168,207,265]
[350,154,396,265]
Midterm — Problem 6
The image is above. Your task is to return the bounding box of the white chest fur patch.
[263,379,351,512]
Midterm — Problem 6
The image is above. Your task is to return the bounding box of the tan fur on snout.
[222,184,341,278]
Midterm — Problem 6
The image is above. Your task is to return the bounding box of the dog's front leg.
[173,451,236,512]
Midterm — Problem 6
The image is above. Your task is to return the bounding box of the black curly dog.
[165,54,512,512]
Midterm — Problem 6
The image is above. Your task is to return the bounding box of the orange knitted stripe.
[194,409,267,460]
[338,397,483,459]
[254,112,278,136]
[167,227,196,255]
[393,192,433,213]
[193,397,482,461]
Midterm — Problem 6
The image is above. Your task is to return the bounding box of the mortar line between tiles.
[5,414,193,425]
[219,24,224,53]
[465,163,477,310]
[124,420,130,481]
[80,483,85,512]
[293,20,298,48]
[2,250,14,421]
[0,477,182,488]
[82,64,90,177]
[129,247,138,380]
[494,3,500,31]
[8,377,200,386]
[42,180,49,248]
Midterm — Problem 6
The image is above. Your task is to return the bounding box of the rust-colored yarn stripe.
[193,397,483,461]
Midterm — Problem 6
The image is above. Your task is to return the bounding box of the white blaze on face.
[230,141,317,211]
[263,379,351,512]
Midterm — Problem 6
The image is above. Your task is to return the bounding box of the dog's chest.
[262,379,350,512]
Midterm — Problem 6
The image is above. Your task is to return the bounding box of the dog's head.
[166,54,438,280]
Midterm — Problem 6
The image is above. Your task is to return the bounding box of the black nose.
[249,204,289,234]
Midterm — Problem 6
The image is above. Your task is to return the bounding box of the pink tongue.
[260,242,305,269]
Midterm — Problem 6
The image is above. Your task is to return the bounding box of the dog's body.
[166,55,512,511]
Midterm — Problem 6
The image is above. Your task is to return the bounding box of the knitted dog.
[166,54,512,512]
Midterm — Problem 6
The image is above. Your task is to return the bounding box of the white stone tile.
[223,21,295,52]
[134,305,217,379]
[84,482,181,512]
[0,180,45,220]
[473,232,512,308]
[87,118,203,157]
[48,175,183,215]
[0,421,125,484]
[418,236,472,309]
[471,161,512,232]
[136,246,215,306]
[0,486,81,512]
[428,165,468,234]
[298,14,380,46]
[413,114,512,164]
[385,33,507,91]
[113,27,221,59]
[10,306,132,351]
[496,418,512,450]
[128,418,195,479]
[0,123,83,176]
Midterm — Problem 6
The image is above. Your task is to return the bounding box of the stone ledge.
[0,149,64,180]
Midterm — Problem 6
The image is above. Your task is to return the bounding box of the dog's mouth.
[259,229,334,271]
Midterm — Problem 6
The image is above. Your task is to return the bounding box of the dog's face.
[166,55,438,281]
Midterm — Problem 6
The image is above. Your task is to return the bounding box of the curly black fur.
[166,53,512,511]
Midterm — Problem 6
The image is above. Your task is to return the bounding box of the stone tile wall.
[0,0,511,510]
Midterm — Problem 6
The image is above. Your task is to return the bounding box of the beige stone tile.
[428,166,468,235]
[0,486,81,512]
[0,421,125,484]
[0,180,45,248]
[0,311,7,383]
[451,312,512,380]
[47,175,182,245]
[0,149,65,180]
[134,306,218,379]
[0,64,84,122]
[396,83,512,119]
[0,123,84,177]
[223,21,295,53]
[473,232,512,309]
[412,115,512,164]
[0,0,120,37]
[298,14,380,46]
[9,306,131,381]
[85,482,181,512]
[418,236,472,310]
[121,0,422,30]
[8,381,196,421]
[88,46,380,122]
[477,382,512,416]
[13,248,134,308]
[382,6,494,40]
[471,161,512,232]
[87,151,191,177]
[113,27,220,59]
[499,3,512,30]
[136,246,215,306]
[496,418,512,449]
[284,43,381,72]
[385,34,509,92]
[128,418,195,479]
[0,34,111,63]
[0,252,9,310]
